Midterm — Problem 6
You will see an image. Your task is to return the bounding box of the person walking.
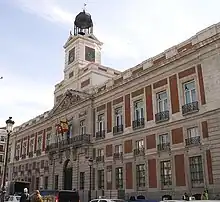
[31,190,43,202]
[20,188,30,202]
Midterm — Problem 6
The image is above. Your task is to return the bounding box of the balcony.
[21,154,26,159]
[132,118,145,130]
[14,156,19,161]
[44,166,49,172]
[96,130,105,140]
[182,101,199,115]
[157,143,170,152]
[155,111,169,123]
[133,148,145,156]
[185,136,201,146]
[28,151,33,158]
[36,149,41,156]
[113,152,123,160]
[47,134,91,153]
[96,155,104,163]
[113,125,123,135]
[35,168,40,173]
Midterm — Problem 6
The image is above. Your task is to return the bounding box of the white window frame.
[98,114,105,132]
[187,127,199,138]
[134,100,144,120]
[37,136,42,151]
[159,133,169,144]
[114,107,123,126]
[16,144,20,156]
[136,139,144,149]
[97,148,104,157]
[156,91,168,112]
[183,80,196,104]
[80,120,86,135]
[115,144,122,153]
[29,139,34,153]
[22,141,27,155]
[46,133,51,146]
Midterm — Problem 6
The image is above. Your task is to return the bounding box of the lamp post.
[88,158,93,202]
[1,117,14,202]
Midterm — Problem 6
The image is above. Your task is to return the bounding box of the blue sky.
[0,0,219,127]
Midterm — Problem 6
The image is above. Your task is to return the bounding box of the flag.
[60,119,69,132]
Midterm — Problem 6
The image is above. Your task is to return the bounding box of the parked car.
[5,195,21,202]
[90,199,126,202]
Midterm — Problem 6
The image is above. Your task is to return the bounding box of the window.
[29,139,34,153]
[92,168,95,190]
[98,114,105,132]
[67,124,73,138]
[160,160,172,187]
[134,100,144,120]
[136,140,144,149]
[69,71,74,78]
[68,47,75,64]
[36,177,39,190]
[97,148,104,157]
[159,133,169,144]
[22,142,27,155]
[115,107,123,126]
[0,155,3,162]
[97,169,104,189]
[189,156,204,186]
[80,120,86,135]
[0,145,3,152]
[46,133,51,146]
[55,175,59,190]
[37,136,42,150]
[187,127,199,138]
[136,164,145,189]
[44,176,48,189]
[80,172,85,190]
[115,167,123,189]
[115,144,122,153]
[183,80,196,104]
[16,144,20,157]
[0,136,4,142]
[156,91,168,112]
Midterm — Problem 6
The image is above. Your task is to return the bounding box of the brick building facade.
[7,10,220,200]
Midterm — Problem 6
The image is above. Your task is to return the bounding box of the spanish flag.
[60,119,69,133]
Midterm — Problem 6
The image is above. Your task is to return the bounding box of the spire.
[83,3,87,12]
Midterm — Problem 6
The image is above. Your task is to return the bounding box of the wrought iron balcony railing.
[47,134,91,152]
[155,111,169,123]
[132,118,145,130]
[185,136,201,146]
[157,143,171,152]
[113,152,123,160]
[182,101,199,115]
[133,148,145,156]
[113,125,123,135]
[96,130,105,140]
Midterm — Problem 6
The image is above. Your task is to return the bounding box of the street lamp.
[1,117,14,202]
[88,158,93,202]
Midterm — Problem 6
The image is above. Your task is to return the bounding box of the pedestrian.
[20,188,30,202]
[31,190,43,202]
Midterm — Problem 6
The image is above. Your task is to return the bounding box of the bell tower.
[63,8,102,81]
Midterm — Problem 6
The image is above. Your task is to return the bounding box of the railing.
[21,154,26,159]
[96,156,104,163]
[113,152,123,160]
[157,143,170,152]
[96,130,105,140]
[47,134,91,152]
[132,118,145,129]
[133,148,145,156]
[182,101,199,115]
[113,125,123,135]
[155,111,169,123]
[35,168,40,173]
[185,136,201,146]
[44,166,49,171]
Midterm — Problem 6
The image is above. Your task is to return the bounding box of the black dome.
[74,10,93,29]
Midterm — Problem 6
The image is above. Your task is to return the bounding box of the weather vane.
[83,3,87,11]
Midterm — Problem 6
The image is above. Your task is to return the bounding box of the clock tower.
[63,9,102,81]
